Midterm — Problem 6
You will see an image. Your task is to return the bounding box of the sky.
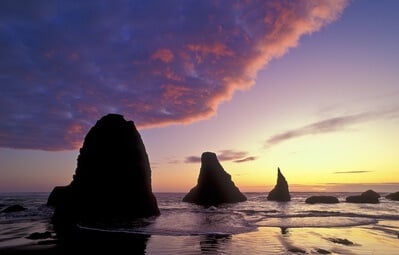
[1,0,398,193]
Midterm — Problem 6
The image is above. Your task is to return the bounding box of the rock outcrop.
[267,168,291,202]
[1,204,26,213]
[183,152,247,206]
[346,189,380,203]
[386,191,399,201]
[305,196,339,204]
[48,114,160,233]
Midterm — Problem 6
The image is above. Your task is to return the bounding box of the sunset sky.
[1,0,398,193]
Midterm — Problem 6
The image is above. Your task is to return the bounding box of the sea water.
[1,192,399,254]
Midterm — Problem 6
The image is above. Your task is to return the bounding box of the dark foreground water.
[1,192,399,254]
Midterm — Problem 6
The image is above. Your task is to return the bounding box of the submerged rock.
[1,204,26,213]
[26,231,52,240]
[267,168,291,202]
[327,238,354,246]
[183,152,247,206]
[305,196,339,204]
[48,114,159,234]
[288,247,306,253]
[386,191,399,201]
[316,248,331,254]
[346,189,380,204]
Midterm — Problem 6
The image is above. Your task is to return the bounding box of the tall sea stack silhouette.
[267,167,291,202]
[183,152,247,206]
[48,114,160,234]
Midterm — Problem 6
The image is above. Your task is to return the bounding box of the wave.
[259,211,399,221]
[76,207,398,236]
[78,224,236,237]
[78,210,258,237]
[256,216,378,228]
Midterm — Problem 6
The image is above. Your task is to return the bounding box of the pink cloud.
[0,1,349,150]
[151,48,174,63]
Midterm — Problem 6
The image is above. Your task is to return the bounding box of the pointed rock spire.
[183,152,247,206]
[48,114,160,234]
[267,167,291,202]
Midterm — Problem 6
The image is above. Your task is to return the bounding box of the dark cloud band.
[333,171,372,174]
[265,109,399,148]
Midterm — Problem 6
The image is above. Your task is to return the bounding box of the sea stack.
[183,152,247,206]
[48,114,160,233]
[267,167,291,202]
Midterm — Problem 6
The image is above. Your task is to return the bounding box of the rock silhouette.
[48,114,159,234]
[386,191,399,201]
[346,189,380,203]
[1,204,26,213]
[305,196,339,204]
[183,152,247,206]
[267,168,291,202]
[26,231,52,240]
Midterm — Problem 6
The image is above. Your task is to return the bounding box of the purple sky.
[1,0,399,192]
[0,0,347,150]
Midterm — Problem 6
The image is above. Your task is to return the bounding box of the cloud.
[333,171,372,174]
[185,149,256,163]
[265,110,398,147]
[185,156,202,164]
[217,149,248,161]
[0,0,348,150]
[233,156,257,163]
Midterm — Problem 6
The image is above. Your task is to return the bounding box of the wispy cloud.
[265,110,398,148]
[218,150,248,161]
[233,156,257,163]
[185,156,202,164]
[185,149,256,164]
[333,170,372,174]
[0,1,348,150]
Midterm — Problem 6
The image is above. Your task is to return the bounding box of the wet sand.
[1,224,398,254]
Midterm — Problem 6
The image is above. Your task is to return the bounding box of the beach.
[1,192,398,254]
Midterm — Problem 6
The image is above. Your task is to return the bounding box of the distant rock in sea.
[1,204,26,213]
[48,114,160,234]
[305,196,339,204]
[346,189,380,204]
[386,191,399,201]
[183,152,247,206]
[267,167,291,202]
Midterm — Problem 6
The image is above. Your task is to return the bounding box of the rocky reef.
[183,152,247,206]
[305,196,339,204]
[346,189,380,204]
[386,191,399,201]
[48,114,160,234]
[267,168,291,202]
[1,204,26,213]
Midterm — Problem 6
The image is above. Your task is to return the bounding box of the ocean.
[1,192,398,254]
